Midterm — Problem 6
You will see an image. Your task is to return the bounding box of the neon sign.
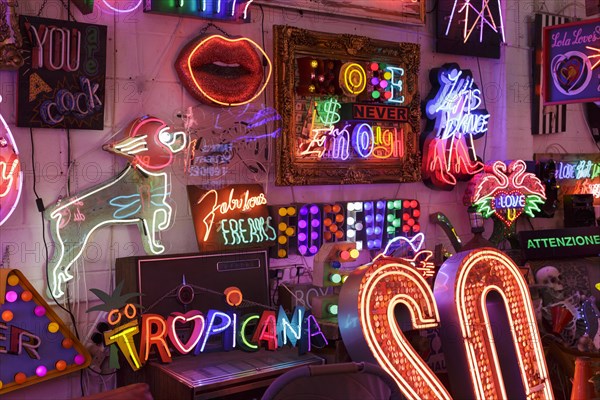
[422,63,489,190]
[438,0,505,59]
[101,0,142,13]
[293,57,409,163]
[445,0,506,44]
[188,184,276,252]
[99,301,327,371]
[144,0,253,21]
[271,199,420,258]
[0,270,90,395]
[0,98,22,226]
[339,248,553,400]
[18,16,107,130]
[47,116,186,299]
[543,17,600,104]
[519,226,600,259]
[467,160,546,227]
[175,35,271,106]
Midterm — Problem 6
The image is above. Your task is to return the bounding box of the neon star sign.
[445,0,506,44]
[422,64,488,190]
[468,160,546,227]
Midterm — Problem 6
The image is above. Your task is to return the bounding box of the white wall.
[1,0,598,398]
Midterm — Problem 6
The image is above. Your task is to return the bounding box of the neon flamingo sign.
[422,63,489,190]
[468,160,546,227]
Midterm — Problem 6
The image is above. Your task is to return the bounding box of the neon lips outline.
[175,34,272,106]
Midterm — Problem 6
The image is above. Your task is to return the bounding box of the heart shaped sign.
[491,190,525,227]
[551,51,592,96]
[167,311,205,354]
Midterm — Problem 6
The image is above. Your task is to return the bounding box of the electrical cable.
[30,128,81,335]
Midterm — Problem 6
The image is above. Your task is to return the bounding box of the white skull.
[535,266,564,292]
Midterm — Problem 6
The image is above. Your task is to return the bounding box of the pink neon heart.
[167,311,205,354]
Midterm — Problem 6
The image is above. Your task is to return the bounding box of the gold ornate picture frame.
[274,25,421,186]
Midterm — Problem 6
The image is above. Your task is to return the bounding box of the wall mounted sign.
[255,0,424,25]
[186,104,280,186]
[437,0,505,59]
[175,34,271,106]
[421,63,488,190]
[0,0,24,69]
[271,199,421,258]
[339,248,552,400]
[532,14,569,135]
[187,184,276,252]
[519,226,600,260]
[466,160,546,227]
[535,153,600,205]
[0,97,22,226]
[145,0,253,21]
[97,297,327,371]
[274,25,420,186]
[0,269,90,395]
[46,116,186,299]
[543,17,600,105]
[17,16,107,130]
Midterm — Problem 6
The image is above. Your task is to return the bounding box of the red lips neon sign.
[175,35,272,106]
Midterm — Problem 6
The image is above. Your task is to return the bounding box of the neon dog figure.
[46,116,186,299]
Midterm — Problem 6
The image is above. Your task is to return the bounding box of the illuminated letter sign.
[100,302,325,371]
[47,116,186,299]
[467,160,546,227]
[339,248,553,400]
[145,0,253,21]
[519,226,600,259]
[535,153,600,205]
[17,16,107,130]
[0,270,90,395]
[421,63,489,190]
[187,184,276,252]
[543,17,600,104]
[0,99,22,226]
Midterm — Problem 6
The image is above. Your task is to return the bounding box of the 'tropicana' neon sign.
[421,63,489,190]
[467,160,546,227]
[100,303,327,371]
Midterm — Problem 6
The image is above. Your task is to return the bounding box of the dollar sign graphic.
[317,98,341,126]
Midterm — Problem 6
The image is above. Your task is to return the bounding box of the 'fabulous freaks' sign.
[17,16,107,130]
[543,17,600,104]
[187,184,276,252]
